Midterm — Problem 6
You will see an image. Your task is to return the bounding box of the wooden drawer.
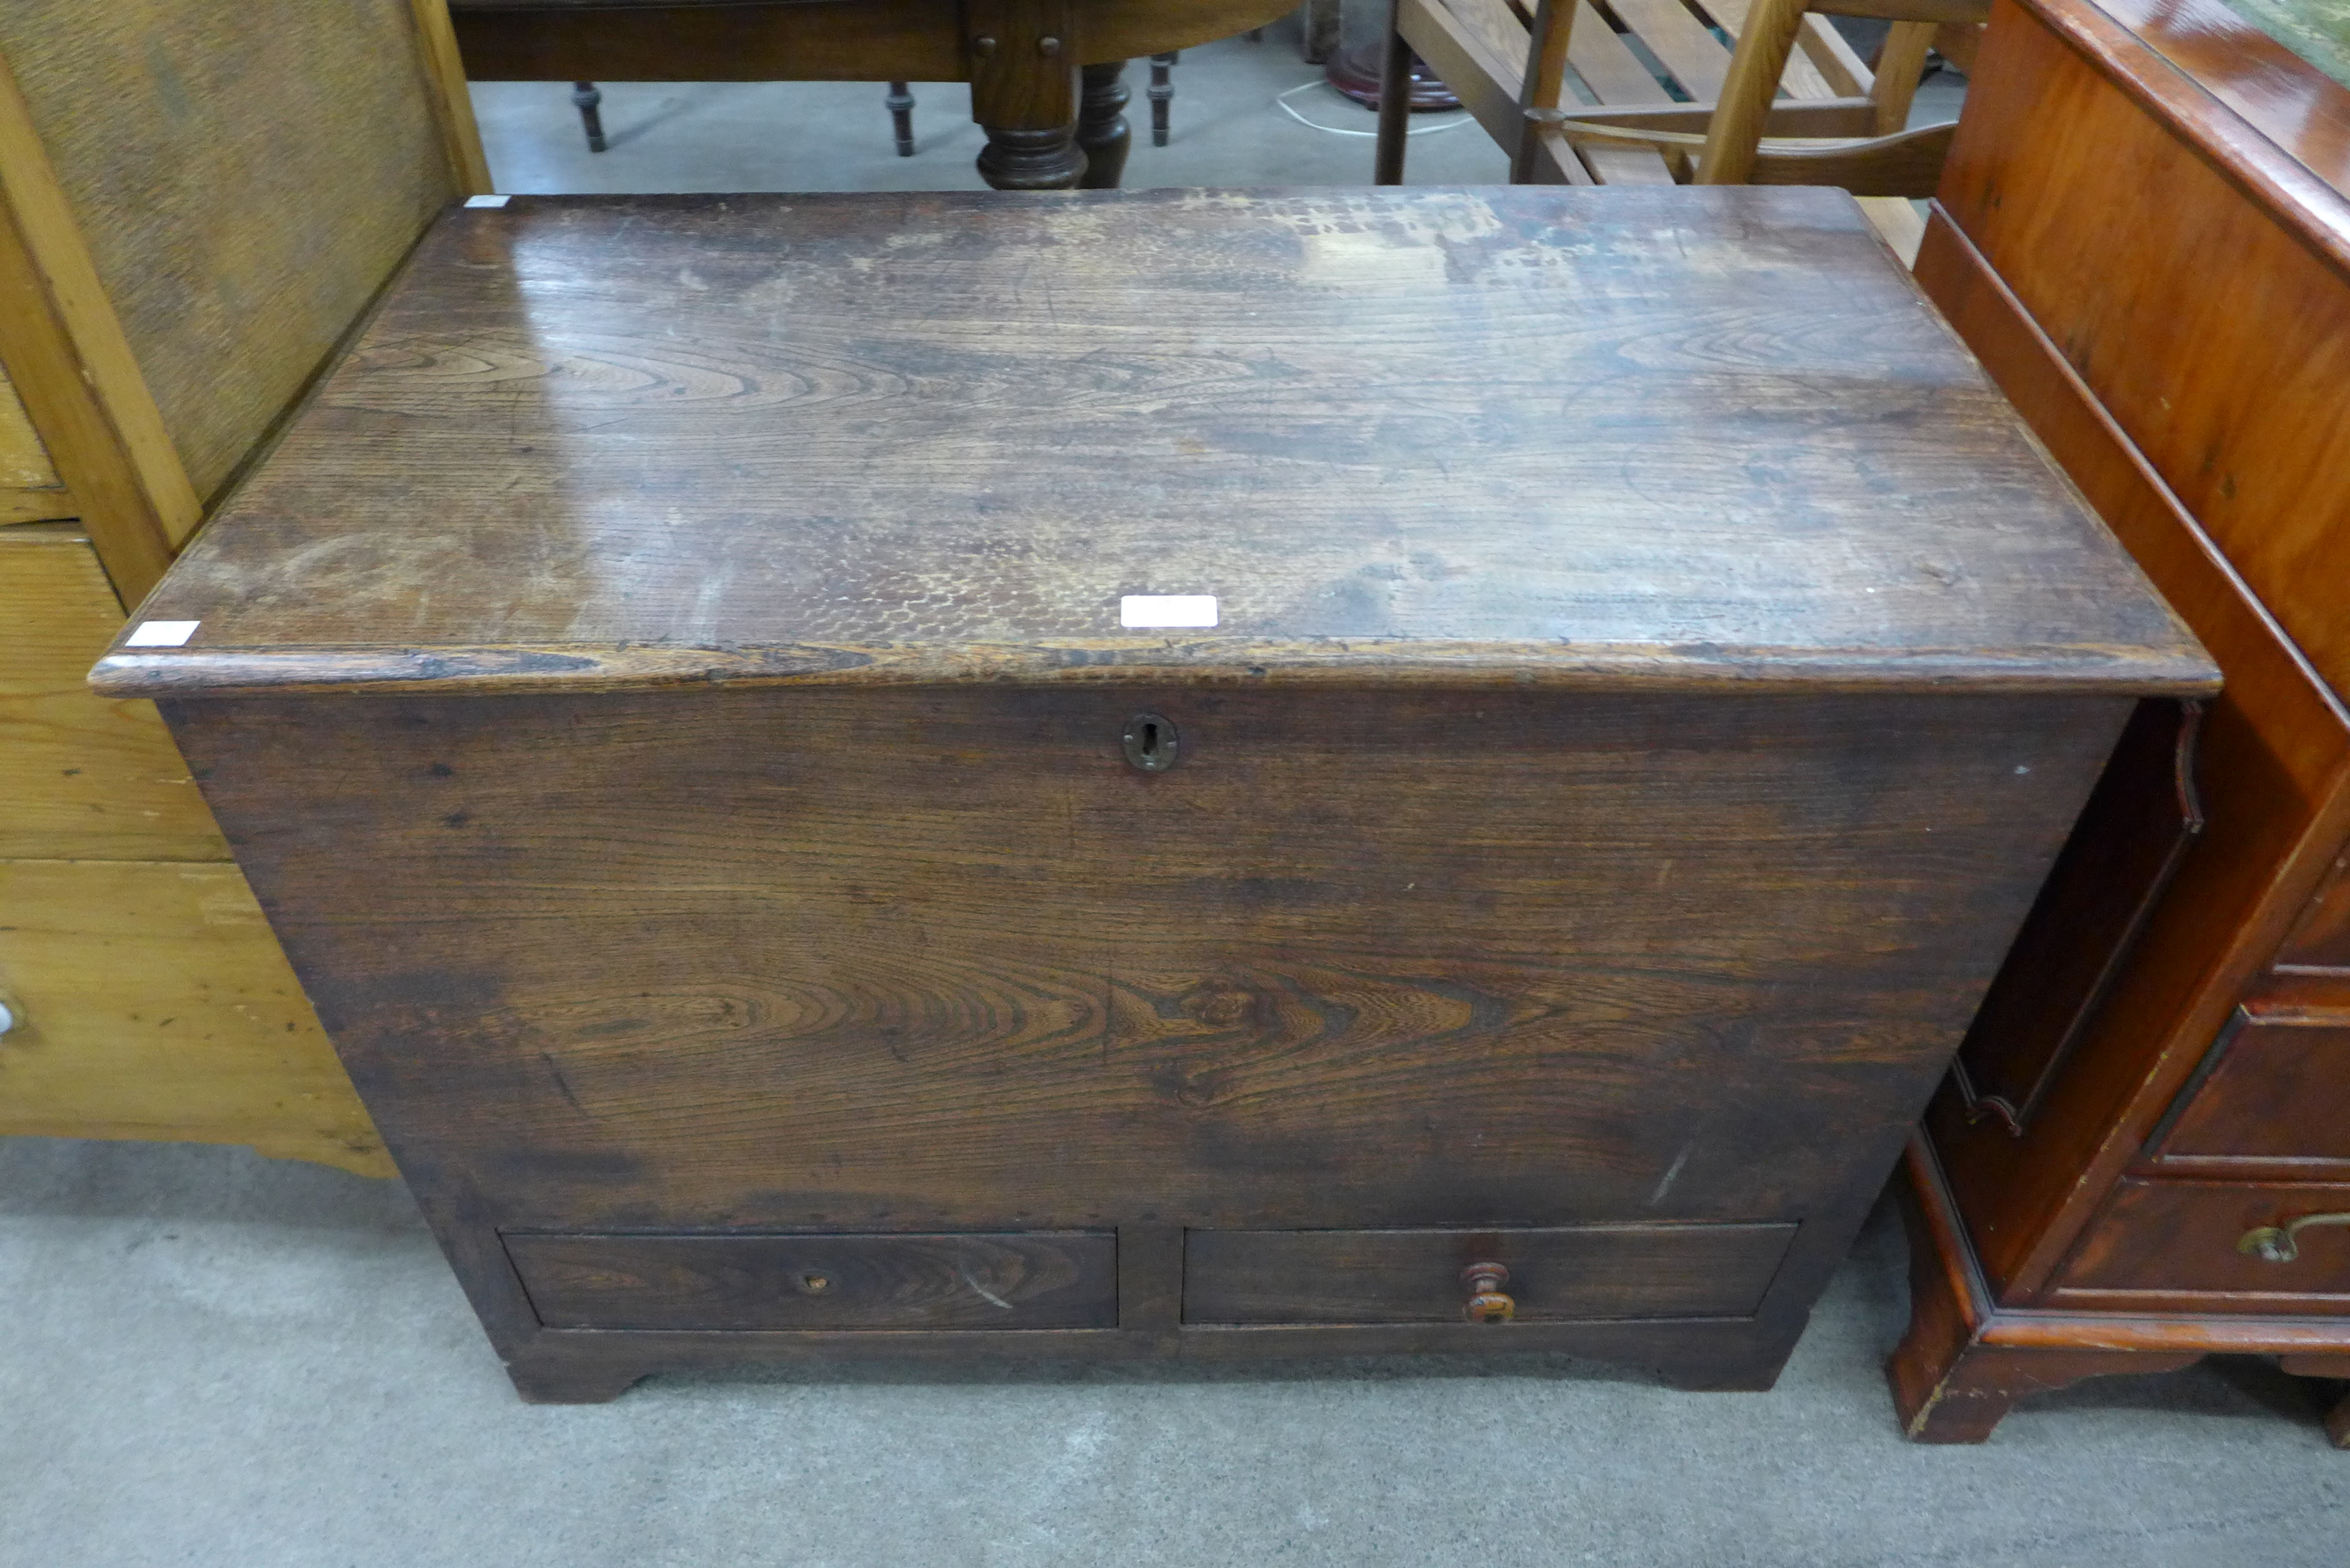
[2054,1180,2350,1305]
[1182,1223,1797,1325]
[505,1231,1120,1332]
[2275,854,2350,976]
[2148,1008,2350,1172]
[0,857,390,1175]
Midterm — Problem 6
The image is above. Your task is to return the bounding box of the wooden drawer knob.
[1461,1261,1515,1323]
[2239,1211,2350,1263]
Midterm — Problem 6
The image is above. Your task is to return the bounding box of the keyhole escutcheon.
[1123,712,1181,773]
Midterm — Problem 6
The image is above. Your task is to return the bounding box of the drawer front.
[2275,854,2350,975]
[0,857,388,1177]
[1182,1223,1797,1325]
[505,1231,1118,1332]
[2150,1010,2350,1169]
[2056,1180,2350,1303]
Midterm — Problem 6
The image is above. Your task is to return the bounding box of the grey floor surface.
[4,1136,2346,1567]
[10,30,2341,1568]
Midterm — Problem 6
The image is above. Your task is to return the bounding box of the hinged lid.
[93,188,2214,699]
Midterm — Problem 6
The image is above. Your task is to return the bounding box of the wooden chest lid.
[95,188,2215,698]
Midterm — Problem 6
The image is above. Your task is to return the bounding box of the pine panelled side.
[0,525,226,861]
[0,857,391,1176]
[0,0,456,505]
[0,365,72,523]
[0,524,390,1175]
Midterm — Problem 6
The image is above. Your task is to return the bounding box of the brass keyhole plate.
[1122,712,1180,773]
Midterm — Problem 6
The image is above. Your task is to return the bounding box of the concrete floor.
[11,30,2341,1568]
[4,1135,2346,1567]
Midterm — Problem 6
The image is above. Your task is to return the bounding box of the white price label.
[1120,595,1218,629]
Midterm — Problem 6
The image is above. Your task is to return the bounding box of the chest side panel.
[170,685,2125,1231]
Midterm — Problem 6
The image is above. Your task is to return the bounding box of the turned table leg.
[967,0,1088,189]
[887,81,917,156]
[1148,52,1177,146]
[1076,60,1132,187]
[571,81,607,152]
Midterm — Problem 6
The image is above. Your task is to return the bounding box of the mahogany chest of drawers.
[95,188,2212,1401]
[1888,0,2350,1442]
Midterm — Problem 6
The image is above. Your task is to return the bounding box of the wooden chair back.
[1376,0,1988,206]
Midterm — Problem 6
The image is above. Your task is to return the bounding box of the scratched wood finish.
[507,1231,1119,1330]
[0,0,456,504]
[1182,1223,1798,1323]
[96,190,2204,701]
[169,685,2130,1223]
[126,190,2206,1398]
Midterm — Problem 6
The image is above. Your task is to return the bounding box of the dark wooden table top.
[98,188,2212,699]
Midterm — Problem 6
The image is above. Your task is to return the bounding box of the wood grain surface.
[1944,0,2350,701]
[2277,854,2350,972]
[2051,1178,2350,1304]
[507,1230,1119,1330]
[1182,1223,1798,1323]
[1914,207,2350,1299]
[169,683,2128,1236]
[2143,1009,2350,1172]
[450,0,1299,76]
[0,526,226,860]
[101,189,2209,700]
[0,0,456,506]
[0,856,391,1176]
[0,49,194,597]
[2015,0,2349,273]
[0,365,62,497]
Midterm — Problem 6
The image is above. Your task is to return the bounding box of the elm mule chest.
[96,189,2214,1402]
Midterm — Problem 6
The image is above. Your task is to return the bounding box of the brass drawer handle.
[1461,1261,1515,1323]
[2238,1212,2350,1263]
